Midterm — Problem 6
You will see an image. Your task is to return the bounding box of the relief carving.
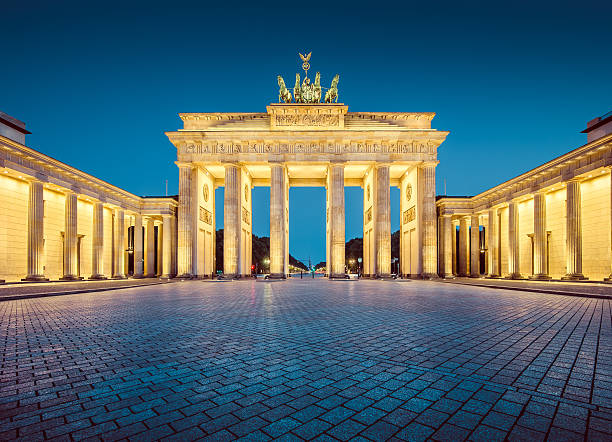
[199,206,212,225]
[403,206,416,224]
[242,207,250,225]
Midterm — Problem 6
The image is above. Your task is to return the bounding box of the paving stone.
[1,279,610,442]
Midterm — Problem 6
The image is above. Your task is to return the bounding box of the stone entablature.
[437,133,612,216]
[0,135,177,216]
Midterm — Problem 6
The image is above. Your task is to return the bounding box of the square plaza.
[1,280,611,440]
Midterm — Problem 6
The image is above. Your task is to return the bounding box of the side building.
[0,111,178,283]
[437,111,612,281]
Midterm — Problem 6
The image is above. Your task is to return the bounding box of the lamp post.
[357,257,362,277]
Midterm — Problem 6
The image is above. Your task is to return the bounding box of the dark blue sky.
[2,1,611,264]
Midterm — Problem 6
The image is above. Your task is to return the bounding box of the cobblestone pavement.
[1,279,611,441]
[441,277,612,298]
[0,279,170,301]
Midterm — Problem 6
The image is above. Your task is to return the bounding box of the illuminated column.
[133,213,143,278]
[328,163,345,278]
[487,208,499,277]
[112,209,126,278]
[420,162,438,278]
[507,200,522,279]
[470,215,480,277]
[24,179,46,281]
[90,202,105,279]
[161,215,173,278]
[531,192,551,279]
[61,191,79,280]
[144,218,155,277]
[451,220,457,276]
[224,164,241,277]
[375,165,391,277]
[177,164,194,278]
[156,222,163,277]
[563,179,586,280]
[270,163,287,278]
[442,215,453,278]
[458,217,468,276]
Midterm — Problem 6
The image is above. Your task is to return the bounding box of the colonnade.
[176,161,439,279]
[439,176,598,280]
[22,178,176,281]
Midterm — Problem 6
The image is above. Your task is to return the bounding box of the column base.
[175,273,193,279]
[469,273,481,278]
[561,273,588,281]
[132,274,145,279]
[485,274,500,279]
[22,276,49,282]
[442,273,455,279]
[268,273,287,279]
[329,273,349,279]
[529,274,552,280]
[143,274,155,278]
[506,273,524,280]
[89,274,107,280]
[60,276,84,281]
[420,273,439,280]
[111,275,127,280]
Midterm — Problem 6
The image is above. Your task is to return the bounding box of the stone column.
[112,209,126,278]
[452,220,457,276]
[420,163,438,278]
[144,218,155,277]
[442,215,454,278]
[507,200,522,279]
[328,163,345,278]
[24,180,47,281]
[470,215,480,277]
[61,192,79,280]
[458,217,469,276]
[375,165,391,277]
[224,164,241,277]
[90,202,105,279]
[269,163,287,278]
[531,192,551,279]
[156,222,163,277]
[161,215,173,278]
[133,213,143,278]
[563,179,587,280]
[177,164,193,277]
[487,208,499,277]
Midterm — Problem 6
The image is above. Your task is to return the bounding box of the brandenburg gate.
[165,56,449,279]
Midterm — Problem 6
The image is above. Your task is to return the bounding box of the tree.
[215,230,307,272]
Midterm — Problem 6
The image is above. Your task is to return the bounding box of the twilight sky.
[2,1,611,264]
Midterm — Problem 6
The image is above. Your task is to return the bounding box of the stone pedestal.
[61,192,81,280]
[328,163,345,278]
[563,179,587,280]
[23,180,48,281]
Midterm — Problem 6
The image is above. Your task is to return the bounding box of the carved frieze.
[365,207,372,224]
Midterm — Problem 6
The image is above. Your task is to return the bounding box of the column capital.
[419,160,439,168]
[175,161,195,170]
